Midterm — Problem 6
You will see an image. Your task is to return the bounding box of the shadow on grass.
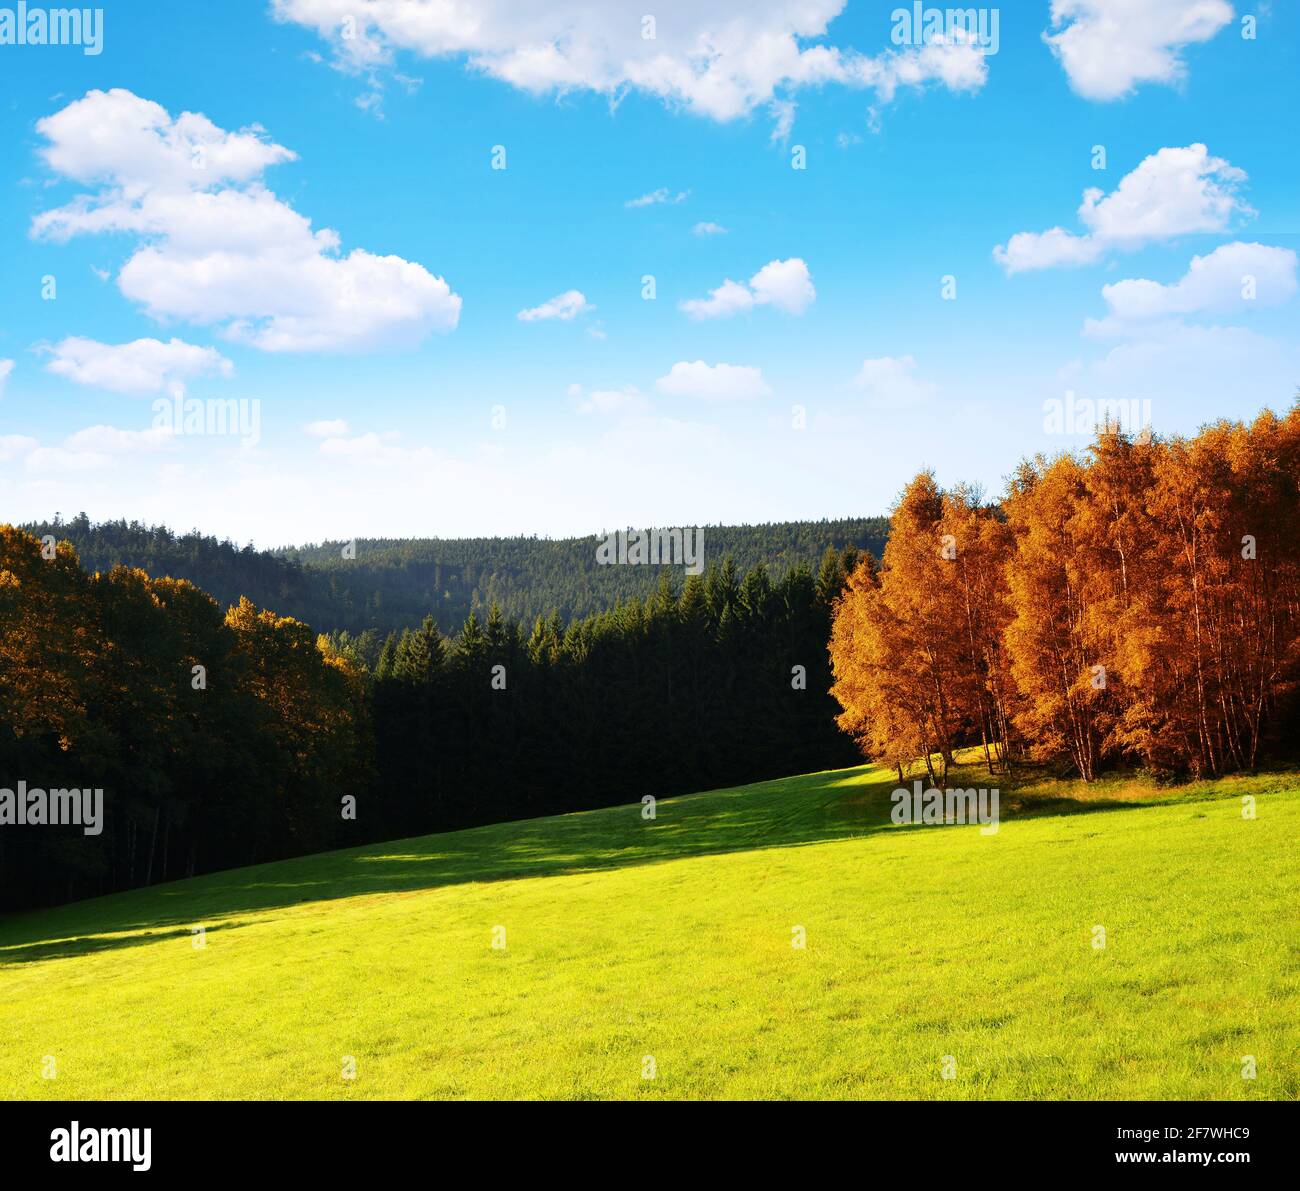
[1,756,1279,965]
[0,918,259,965]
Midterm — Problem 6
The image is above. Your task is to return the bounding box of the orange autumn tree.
[938,483,1017,774]
[831,406,1300,784]
[829,556,932,782]
[1,525,373,904]
[830,472,1014,783]
[0,525,95,753]
[1112,411,1300,775]
[224,597,369,853]
[998,455,1117,781]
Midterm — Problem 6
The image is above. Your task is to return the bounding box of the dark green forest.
[23,513,887,646]
[2,520,867,911]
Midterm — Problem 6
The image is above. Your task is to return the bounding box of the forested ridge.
[1,519,863,910]
[22,514,888,644]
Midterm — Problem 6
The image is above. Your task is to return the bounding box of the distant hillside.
[22,513,888,637]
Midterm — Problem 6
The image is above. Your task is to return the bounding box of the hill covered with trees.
[21,514,888,644]
[10,406,1299,915]
[0,521,863,911]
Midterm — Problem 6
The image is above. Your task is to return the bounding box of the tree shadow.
[0,918,259,964]
[0,757,1273,966]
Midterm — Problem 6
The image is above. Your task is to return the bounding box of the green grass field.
[2,757,1297,1100]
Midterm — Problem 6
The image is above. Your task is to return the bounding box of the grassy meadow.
[1,757,1297,1100]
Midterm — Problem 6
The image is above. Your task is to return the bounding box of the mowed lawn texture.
[1,760,1297,1100]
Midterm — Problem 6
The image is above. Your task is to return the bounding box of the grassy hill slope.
[1,760,1296,1100]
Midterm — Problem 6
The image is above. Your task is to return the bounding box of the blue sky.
[1,0,1297,545]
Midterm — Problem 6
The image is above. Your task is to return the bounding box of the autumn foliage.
[0,525,370,908]
[830,408,1300,782]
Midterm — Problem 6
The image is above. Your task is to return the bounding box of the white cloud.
[1081,145,1248,241]
[1045,0,1234,101]
[681,257,814,319]
[22,424,175,474]
[517,290,594,322]
[272,1,990,129]
[692,221,728,237]
[626,188,689,209]
[63,425,176,454]
[572,385,650,416]
[749,258,816,314]
[0,359,13,396]
[31,89,462,352]
[0,434,37,462]
[316,430,435,465]
[306,418,350,437]
[44,336,233,395]
[993,226,1105,273]
[655,360,771,401]
[681,279,755,320]
[1085,242,1298,336]
[769,99,797,143]
[851,355,936,408]
[995,144,1250,274]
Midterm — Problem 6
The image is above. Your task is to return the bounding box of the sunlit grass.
[1,757,1296,1099]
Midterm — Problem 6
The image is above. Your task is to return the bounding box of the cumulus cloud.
[851,355,936,408]
[44,336,233,395]
[655,360,771,401]
[0,359,13,396]
[681,257,815,319]
[1085,242,1298,336]
[18,424,175,474]
[692,222,728,237]
[1045,0,1234,101]
[272,0,990,130]
[30,89,462,352]
[994,144,1251,274]
[517,290,594,322]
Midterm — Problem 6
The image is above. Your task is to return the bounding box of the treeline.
[21,514,321,626]
[25,514,888,641]
[279,519,885,641]
[355,552,861,842]
[830,410,1300,783]
[1,521,861,911]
